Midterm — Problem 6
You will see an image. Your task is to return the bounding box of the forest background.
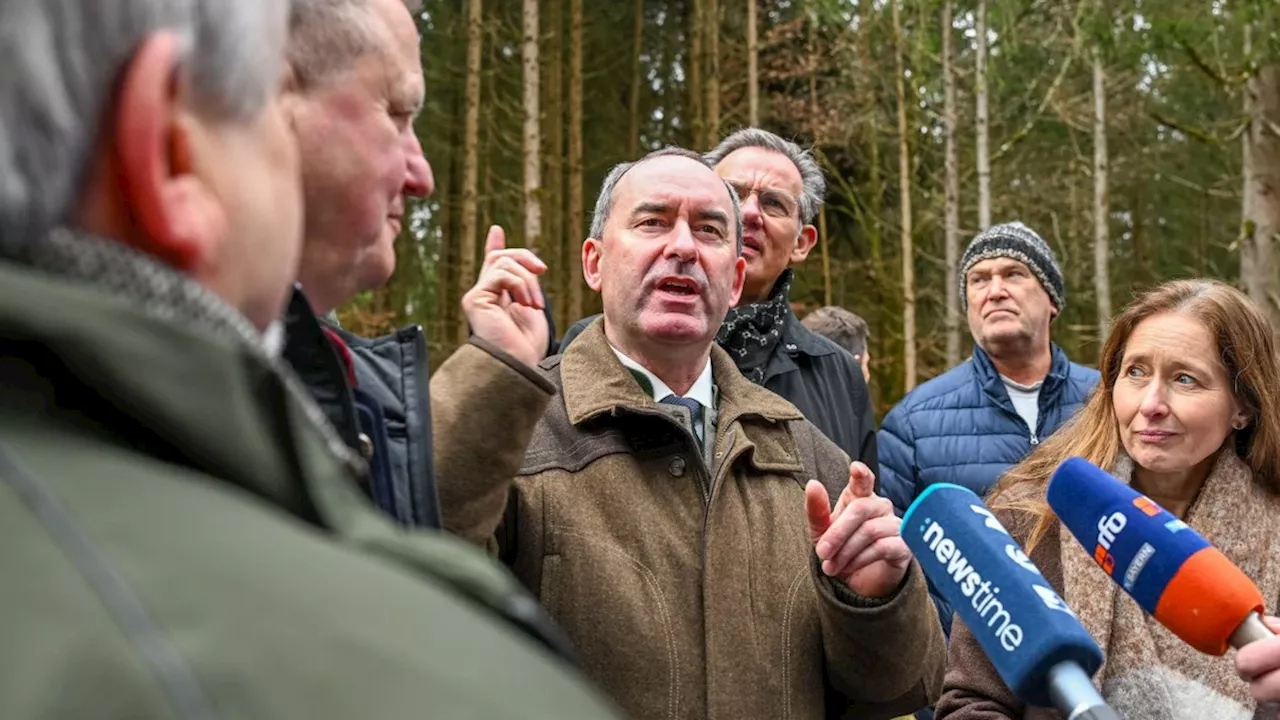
[336,0,1280,417]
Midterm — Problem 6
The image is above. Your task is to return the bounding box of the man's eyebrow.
[630,201,673,217]
[694,207,730,226]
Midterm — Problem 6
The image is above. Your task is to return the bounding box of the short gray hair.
[589,146,744,254]
[287,0,383,88]
[703,127,826,225]
[0,0,289,249]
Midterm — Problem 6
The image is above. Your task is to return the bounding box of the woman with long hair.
[937,279,1280,720]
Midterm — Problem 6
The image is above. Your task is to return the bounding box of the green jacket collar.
[0,244,365,523]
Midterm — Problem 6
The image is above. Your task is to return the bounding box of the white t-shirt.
[1001,374,1043,438]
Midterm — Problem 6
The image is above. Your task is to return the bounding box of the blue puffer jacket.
[878,343,1099,635]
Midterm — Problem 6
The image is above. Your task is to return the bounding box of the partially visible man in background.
[802,306,872,384]
[0,1,618,717]
[560,129,877,473]
[281,0,555,529]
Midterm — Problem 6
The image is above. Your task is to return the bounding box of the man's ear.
[114,31,220,271]
[582,238,604,292]
[729,255,746,307]
[790,224,819,264]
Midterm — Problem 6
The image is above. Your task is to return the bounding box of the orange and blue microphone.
[1048,457,1273,654]
[903,483,1118,719]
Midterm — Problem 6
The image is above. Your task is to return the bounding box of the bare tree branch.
[1175,37,1234,88]
[1147,109,1224,146]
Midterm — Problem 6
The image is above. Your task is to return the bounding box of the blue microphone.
[903,483,1118,719]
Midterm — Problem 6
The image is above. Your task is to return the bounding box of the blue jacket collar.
[971,343,1070,413]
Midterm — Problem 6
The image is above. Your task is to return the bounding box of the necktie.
[660,394,703,431]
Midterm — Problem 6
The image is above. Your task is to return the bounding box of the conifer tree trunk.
[545,0,565,328]
[690,0,705,148]
[567,0,585,320]
[706,0,721,143]
[1092,42,1112,335]
[976,0,991,229]
[628,0,643,157]
[943,0,961,367]
[747,0,759,126]
[521,0,541,251]
[893,0,916,391]
[1244,61,1280,330]
[458,0,484,345]
[808,8,830,305]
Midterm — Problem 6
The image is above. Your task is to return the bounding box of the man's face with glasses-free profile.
[714,146,812,304]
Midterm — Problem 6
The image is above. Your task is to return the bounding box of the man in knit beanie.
[877,221,1100,643]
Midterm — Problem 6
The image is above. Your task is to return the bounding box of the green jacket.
[0,256,619,719]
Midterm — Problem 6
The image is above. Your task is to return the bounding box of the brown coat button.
[668,456,687,477]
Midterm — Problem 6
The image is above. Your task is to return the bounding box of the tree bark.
[1244,62,1280,330]
[893,0,916,392]
[747,0,759,126]
[808,7,830,305]
[545,0,565,329]
[976,0,991,229]
[706,0,721,144]
[568,0,585,320]
[690,0,705,148]
[943,0,961,368]
[1241,26,1254,303]
[1092,42,1111,335]
[521,0,542,252]
[628,0,643,157]
[458,0,484,345]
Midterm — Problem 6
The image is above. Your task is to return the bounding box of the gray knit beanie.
[959,222,1065,313]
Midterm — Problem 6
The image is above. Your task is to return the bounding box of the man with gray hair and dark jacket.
[280,0,557,532]
[560,128,877,473]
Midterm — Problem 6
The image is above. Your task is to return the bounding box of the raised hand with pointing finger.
[461,225,550,368]
[805,461,912,598]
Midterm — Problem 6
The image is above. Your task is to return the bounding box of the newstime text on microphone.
[902,483,1110,717]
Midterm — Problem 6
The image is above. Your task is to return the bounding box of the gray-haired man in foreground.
[0,1,617,717]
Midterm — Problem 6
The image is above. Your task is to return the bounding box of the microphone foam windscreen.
[1047,457,1264,655]
[903,483,1102,707]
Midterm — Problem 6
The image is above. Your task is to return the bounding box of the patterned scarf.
[716,269,794,384]
[1060,450,1280,720]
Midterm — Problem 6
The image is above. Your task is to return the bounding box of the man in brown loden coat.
[437,147,945,719]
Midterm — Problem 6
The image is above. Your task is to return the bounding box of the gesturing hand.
[461,225,550,368]
[805,462,911,598]
[1236,616,1280,703]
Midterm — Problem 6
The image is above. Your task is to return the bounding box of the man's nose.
[402,130,434,198]
[739,192,763,227]
[664,221,698,262]
[987,275,1009,298]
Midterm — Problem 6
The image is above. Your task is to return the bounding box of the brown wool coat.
[936,452,1280,720]
[436,321,946,720]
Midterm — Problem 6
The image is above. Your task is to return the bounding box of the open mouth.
[743,236,763,255]
[656,277,699,297]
